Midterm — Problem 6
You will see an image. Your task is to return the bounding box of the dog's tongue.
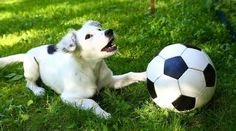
[101,38,117,52]
[101,44,117,52]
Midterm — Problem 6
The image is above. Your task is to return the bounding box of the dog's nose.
[105,29,114,37]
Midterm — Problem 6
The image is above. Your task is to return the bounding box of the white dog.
[0,21,146,119]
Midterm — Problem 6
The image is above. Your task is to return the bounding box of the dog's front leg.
[61,95,110,119]
[111,72,147,89]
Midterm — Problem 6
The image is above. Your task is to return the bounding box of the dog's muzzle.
[101,29,117,52]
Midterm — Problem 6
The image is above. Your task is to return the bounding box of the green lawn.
[0,0,236,130]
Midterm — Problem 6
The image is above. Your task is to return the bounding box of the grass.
[0,0,236,130]
[214,0,236,28]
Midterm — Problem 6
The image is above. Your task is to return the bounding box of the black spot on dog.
[47,45,57,54]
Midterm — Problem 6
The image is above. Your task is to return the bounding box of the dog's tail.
[0,54,25,68]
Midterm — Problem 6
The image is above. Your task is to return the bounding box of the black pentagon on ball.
[164,56,188,79]
[172,95,196,111]
[203,64,216,87]
[147,78,157,98]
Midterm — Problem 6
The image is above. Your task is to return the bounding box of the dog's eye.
[85,34,93,40]
[98,29,101,31]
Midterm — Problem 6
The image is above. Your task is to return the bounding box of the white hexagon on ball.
[154,75,181,104]
[159,43,187,59]
[146,56,165,82]
[179,69,206,97]
[181,48,209,71]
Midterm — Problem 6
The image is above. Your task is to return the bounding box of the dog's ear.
[58,30,78,53]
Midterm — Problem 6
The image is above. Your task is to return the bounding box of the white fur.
[0,21,147,119]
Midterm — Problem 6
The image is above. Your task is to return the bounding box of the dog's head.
[58,20,117,60]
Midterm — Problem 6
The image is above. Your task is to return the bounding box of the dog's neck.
[72,50,103,70]
[74,55,103,70]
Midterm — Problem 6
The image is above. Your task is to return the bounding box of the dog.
[0,20,147,119]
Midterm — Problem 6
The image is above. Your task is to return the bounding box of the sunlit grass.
[0,29,41,46]
[0,12,14,21]
[0,0,24,4]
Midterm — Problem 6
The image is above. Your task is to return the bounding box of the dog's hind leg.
[23,56,45,96]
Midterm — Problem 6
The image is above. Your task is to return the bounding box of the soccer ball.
[146,43,216,111]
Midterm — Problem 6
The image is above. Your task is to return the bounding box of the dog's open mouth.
[101,38,117,52]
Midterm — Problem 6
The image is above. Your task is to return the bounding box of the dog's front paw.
[136,72,147,82]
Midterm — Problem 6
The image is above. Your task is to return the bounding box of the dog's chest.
[75,66,97,85]
[78,61,103,88]
[63,62,101,97]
